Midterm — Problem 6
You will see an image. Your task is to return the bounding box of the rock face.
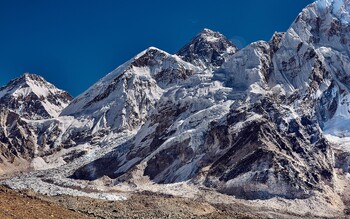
[0,109,36,163]
[203,97,333,200]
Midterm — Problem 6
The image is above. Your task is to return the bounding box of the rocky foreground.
[0,186,268,219]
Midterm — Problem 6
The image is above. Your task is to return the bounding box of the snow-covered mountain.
[61,47,201,133]
[0,73,72,120]
[0,73,72,173]
[3,1,350,216]
[72,0,350,201]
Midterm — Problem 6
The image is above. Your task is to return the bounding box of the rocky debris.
[0,186,89,219]
[1,186,270,219]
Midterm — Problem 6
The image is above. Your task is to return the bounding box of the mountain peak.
[198,28,224,40]
[200,28,216,35]
[22,72,41,79]
[61,43,199,132]
[0,73,72,119]
[133,46,169,61]
[141,46,166,55]
[176,28,237,70]
[145,46,163,52]
[3,72,43,88]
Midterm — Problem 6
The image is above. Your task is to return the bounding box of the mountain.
[61,47,201,133]
[72,0,348,202]
[0,73,72,120]
[3,2,350,217]
[177,28,237,70]
[0,73,72,173]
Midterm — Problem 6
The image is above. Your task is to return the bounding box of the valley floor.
[0,185,262,219]
[0,186,88,219]
[1,185,348,219]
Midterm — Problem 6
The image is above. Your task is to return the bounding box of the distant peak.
[20,72,42,81]
[1,72,56,93]
[141,46,167,54]
[133,46,169,60]
[196,28,224,41]
[200,28,216,34]
[176,28,237,69]
[145,46,162,52]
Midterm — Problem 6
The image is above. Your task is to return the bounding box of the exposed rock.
[0,73,72,120]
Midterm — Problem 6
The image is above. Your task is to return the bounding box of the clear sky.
[0,0,315,96]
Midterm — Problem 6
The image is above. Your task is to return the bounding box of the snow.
[3,176,126,201]
[322,90,350,138]
[31,157,53,170]
[317,0,333,10]
[317,0,350,23]
[216,41,269,91]
[0,73,70,118]
[325,134,350,152]
[324,116,350,137]
[60,46,201,133]
[204,35,220,42]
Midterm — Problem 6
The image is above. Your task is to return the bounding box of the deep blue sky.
[0,0,314,96]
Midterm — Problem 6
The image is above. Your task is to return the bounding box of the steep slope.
[0,73,72,120]
[177,28,237,70]
[61,47,200,133]
[203,97,333,200]
[0,109,36,173]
